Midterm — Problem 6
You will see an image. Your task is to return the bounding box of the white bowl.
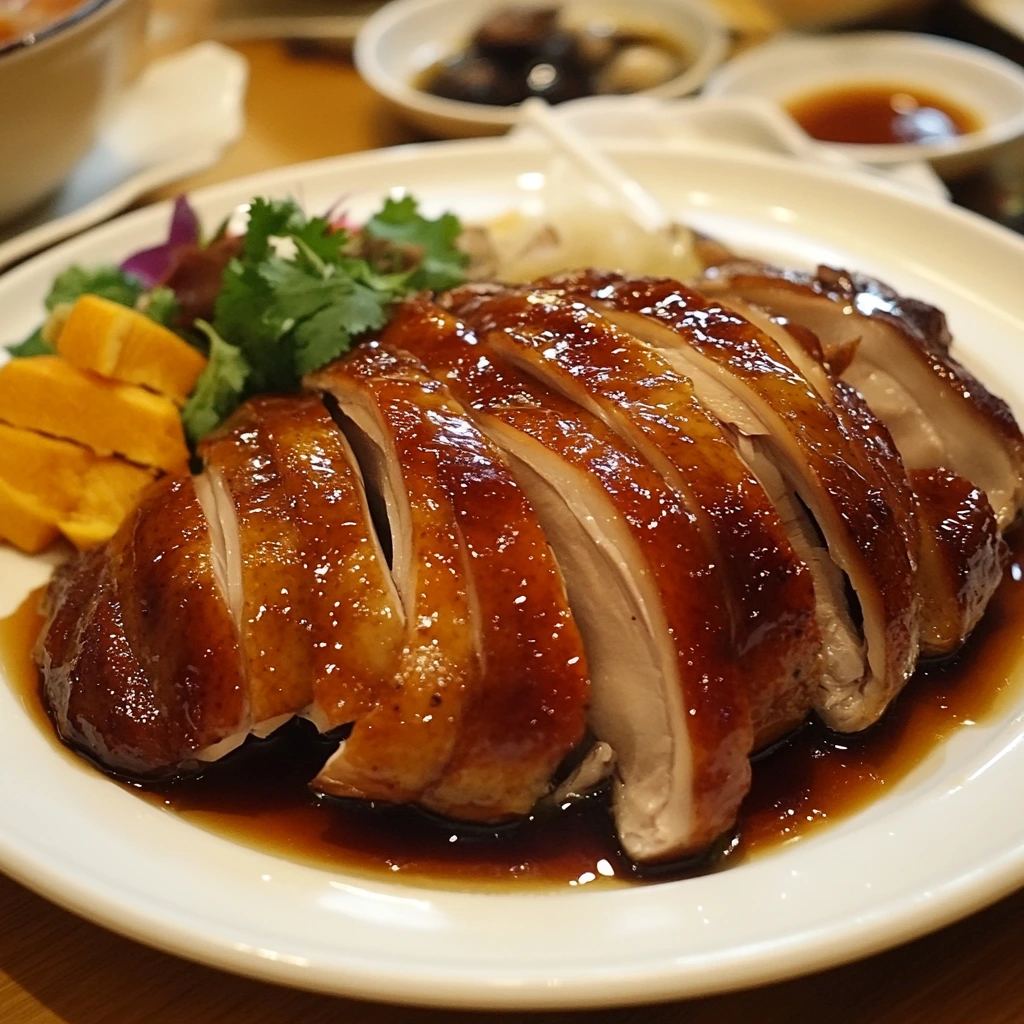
[0,0,149,223]
[354,0,728,139]
[704,32,1024,180]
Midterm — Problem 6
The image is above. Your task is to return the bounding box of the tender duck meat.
[911,469,1008,655]
[703,261,1024,529]
[37,476,248,775]
[721,297,923,570]
[308,346,589,822]
[241,395,404,732]
[544,270,919,732]
[716,281,1007,657]
[382,297,769,861]
[445,286,819,735]
[197,411,321,735]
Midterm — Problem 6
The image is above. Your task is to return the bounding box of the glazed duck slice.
[38,475,249,774]
[38,548,183,776]
[197,411,320,734]
[546,270,920,731]
[910,469,1008,654]
[712,277,1009,657]
[382,297,782,860]
[308,346,589,821]
[446,286,819,734]
[703,261,1024,528]
[235,395,404,732]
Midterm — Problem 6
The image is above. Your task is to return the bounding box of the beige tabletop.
[3,37,1024,1024]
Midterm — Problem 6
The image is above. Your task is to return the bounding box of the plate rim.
[2,136,1024,1011]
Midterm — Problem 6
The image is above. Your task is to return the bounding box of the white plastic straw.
[519,96,671,236]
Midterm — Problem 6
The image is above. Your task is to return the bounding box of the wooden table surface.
[4,37,1024,1024]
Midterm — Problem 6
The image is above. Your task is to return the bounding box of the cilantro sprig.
[7,193,470,447]
[187,195,468,440]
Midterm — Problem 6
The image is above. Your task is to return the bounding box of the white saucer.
[704,32,1024,180]
[0,41,248,272]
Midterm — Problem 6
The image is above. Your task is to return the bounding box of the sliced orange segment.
[56,294,207,404]
[62,457,157,548]
[0,423,156,551]
[0,356,189,472]
[0,420,91,514]
[0,479,60,554]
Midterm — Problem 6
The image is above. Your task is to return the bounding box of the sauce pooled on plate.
[3,529,1023,892]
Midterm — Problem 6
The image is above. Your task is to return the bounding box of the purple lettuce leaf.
[119,195,202,287]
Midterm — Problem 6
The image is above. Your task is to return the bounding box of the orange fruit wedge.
[56,294,206,405]
[0,422,156,552]
[0,356,189,472]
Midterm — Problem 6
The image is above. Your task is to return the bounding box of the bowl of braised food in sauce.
[705,32,1024,179]
[0,0,147,222]
[354,0,727,138]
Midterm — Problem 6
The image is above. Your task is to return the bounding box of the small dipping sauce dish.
[355,0,727,138]
[705,32,1024,179]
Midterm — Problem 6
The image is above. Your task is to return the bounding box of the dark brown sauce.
[417,9,690,109]
[787,83,982,146]
[3,532,1024,891]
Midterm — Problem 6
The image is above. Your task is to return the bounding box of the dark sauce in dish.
[3,531,1023,891]
[787,83,982,146]
[418,6,691,108]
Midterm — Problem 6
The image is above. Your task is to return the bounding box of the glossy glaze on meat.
[241,395,404,731]
[309,346,589,821]
[703,261,1024,526]
[445,287,819,719]
[34,264,1024,865]
[703,259,1019,657]
[382,297,766,860]
[39,476,248,774]
[539,271,920,730]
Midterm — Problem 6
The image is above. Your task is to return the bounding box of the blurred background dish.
[354,0,728,137]
[0,40,248,271]
[0,0,148,222]
[704,31,1024,178]
[147,0,216,57]
[212,0,384,43]
[756,0,932,29]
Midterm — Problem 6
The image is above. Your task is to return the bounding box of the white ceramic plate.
[1,139,1024,1011]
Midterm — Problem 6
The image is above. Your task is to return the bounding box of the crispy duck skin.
[241,394,404,731]
[32,259,1024,861]
[544,271,920,731]
[38,475,249,775]
[382,297,767,859]
[197,411,321,730]
[910,468,1008,655]
[708,271,1008,657]
[445,287,818,724]
[702,260,1024,528]
[309,346,589,821]
[37,548,182,776]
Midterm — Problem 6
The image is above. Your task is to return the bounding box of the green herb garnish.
[6,192,469,445]
[209,194,468,413]
[180,321,251,445]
